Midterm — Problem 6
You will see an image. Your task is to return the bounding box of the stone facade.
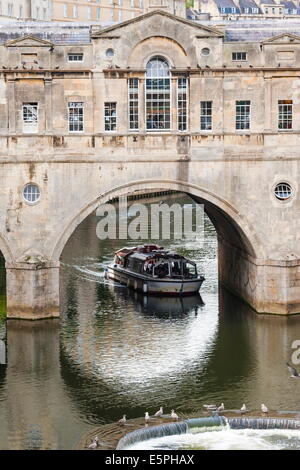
[0,1,51,22]
[51,0,186,23]
[0,11,299,318]
[190,0,300,21]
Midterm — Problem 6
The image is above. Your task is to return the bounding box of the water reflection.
[0,194,300,449]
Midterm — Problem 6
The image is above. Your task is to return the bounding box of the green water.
[0,194,300,450]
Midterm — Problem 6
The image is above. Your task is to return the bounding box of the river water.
[0,193,300,450]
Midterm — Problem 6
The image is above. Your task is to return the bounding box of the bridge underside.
[4,187,300,319]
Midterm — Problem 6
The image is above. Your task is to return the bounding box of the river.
[0,193,299,449]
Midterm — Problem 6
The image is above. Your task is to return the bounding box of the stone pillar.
[7,79,16,134]
[264,77,272,131]
[44,76,53,134]
[218,237,300,315]
[6,261,60,320]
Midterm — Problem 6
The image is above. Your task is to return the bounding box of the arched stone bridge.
[0,11,299,317]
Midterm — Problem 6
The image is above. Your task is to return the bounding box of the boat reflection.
[107,284,205,318]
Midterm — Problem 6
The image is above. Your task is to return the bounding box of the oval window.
[106,48,114,58]
[274,182,292,201]
[23,183,41,204]
[201,47,210,56]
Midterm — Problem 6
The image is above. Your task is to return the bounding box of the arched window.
[146,56,171,131]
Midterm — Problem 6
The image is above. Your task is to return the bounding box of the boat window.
[183,261,197,278]
[153,262,169,278]
[170,261,181,276]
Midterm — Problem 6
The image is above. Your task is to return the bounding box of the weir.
[116,416,300,449]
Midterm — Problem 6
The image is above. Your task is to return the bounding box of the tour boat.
[104,244,205,296]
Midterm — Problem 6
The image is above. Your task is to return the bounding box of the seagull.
[145,412,150,422]
[154,406,163,417]
[118,414,126,424]
[171,409,179,420]
[217,403,225,412]
[240,404,247,413]
[55,66,60,69]
[2,66,7,69]
[287,363,300,378]
[88,436,99,449]
[261,404,269,414]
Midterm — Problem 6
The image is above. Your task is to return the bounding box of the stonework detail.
[0,11,298,317]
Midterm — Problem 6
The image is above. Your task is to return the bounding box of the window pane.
[68,102,84,132]
[146,57,171,131]
[236,100,250,130]
[200,101,212,130]
[105,102,117,131]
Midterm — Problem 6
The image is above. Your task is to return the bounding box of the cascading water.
[117,416,300,450]
[116,421,188,450]
[227,417,300,430]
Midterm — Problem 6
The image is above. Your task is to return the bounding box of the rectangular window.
[68,53,84,62]
[232,52,247,61]
[22,103,38,133]
[105,102,117,131]
[63,3,68,17]
[73,5,78,18]
[200,101,212,131]
[96,7,101,19]
[68,102,84,132]
[87,6,91,19]
[146,77,171,131]
[177,78,188,131]
[278,100,293,130]
[128,78,139,131]
[236,101,251,130]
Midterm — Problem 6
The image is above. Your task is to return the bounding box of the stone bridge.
[0,11,299,317]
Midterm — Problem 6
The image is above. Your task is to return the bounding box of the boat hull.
[105,265,204,296]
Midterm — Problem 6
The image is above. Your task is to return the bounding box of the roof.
[198,18,300,42]
[215,0,240,11]
[0,22,93,45]
[238,0,261,11]
[91,9,224,38]
[280,1,297,9]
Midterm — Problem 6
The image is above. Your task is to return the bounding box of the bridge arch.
[0,234,15,266]
[51,179,264,263]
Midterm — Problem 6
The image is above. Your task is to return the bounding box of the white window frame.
[177,78,188,132]
[200,101,212,131]
[232,52,247,61]
[236,100,251,130]
[145,56,171,132]
[278,100,293,130]
[68,53,84,62]
[128,78,139,131]
[104,102,117,132]
[68,102,84,133]
[22,103,38,134]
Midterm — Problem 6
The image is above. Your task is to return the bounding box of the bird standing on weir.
[217,403,225,412]
[154,406,163,417]
[88,436,99,449]
[171,410,179,420]
[118,414,126,425]
[145,412,150,422]
[261,404,269,414]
